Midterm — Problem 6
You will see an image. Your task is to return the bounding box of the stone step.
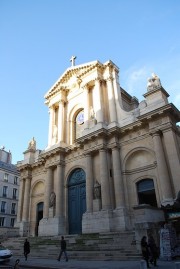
[2,232,141,261]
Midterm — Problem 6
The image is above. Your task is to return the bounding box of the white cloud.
[121,65,151,101]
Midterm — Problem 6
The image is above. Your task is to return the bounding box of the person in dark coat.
[57,236,68,262]
[141,236,150,268]
[24,238,30,261]
[148,235,158,267]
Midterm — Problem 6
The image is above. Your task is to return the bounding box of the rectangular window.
[0,217,5,227]
[14,176,18,185]
[10,218,15,227]
[4,173,9,182]
[11,203,16,214]
[13,188,17,199]
[3,186,8,197]
[1,201,6,213]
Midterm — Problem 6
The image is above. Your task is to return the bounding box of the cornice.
[123,162,157,175]
[40,146,66,159]
[138,103,180,122]
[16,163,32,172]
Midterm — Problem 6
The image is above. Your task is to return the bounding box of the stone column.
[56,163,64,217]
[86,154,93,212]
[17,178,24,222]
[99,149,111,210]
[106,76,117,123]
[162,127,180,195]
[22,177,31,221]
[94,78,103,123]
[58,101,64,142]
[48,107,54,147]
[83,85,90,129]
[112,146,125,208]
[43,167,53,218]
[152,132,173,203]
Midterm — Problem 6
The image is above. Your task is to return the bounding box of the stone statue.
[90,106,95,120]
[52,125,58,143]
[147,73,162,92]
[94,180,101,199]
[28,137,36,150]
[49,191,56,208]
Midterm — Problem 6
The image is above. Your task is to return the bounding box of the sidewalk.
[7,257,178,269]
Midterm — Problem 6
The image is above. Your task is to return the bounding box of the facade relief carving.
[52,125,58,143]
[94,180,101,199]
[49,191,56,208]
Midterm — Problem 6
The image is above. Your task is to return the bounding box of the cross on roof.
[70,56,77,67]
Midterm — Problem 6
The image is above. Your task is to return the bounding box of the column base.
[82,208,130,234]
[18,221,29,237]
[161,198,174,207]
[38,216,66,236]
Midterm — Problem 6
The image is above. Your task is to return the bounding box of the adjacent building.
[16,59,180,242]
[0,147,20,229]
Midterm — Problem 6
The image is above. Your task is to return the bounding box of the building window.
[137,179,157,207]
[11,203,16,214]
[4,173,9,182]
[75,110,84,140]
[13,188,17,199]
[0,217,5,227]
[3,186,8,197]
[1,201,6,213]
[14,176,18,185]
[10,218,15,227]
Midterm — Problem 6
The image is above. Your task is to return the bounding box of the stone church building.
[17,59,180,239]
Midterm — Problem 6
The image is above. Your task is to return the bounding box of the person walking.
[24,238,30,261]
[148,235,159,267]
[141,236,150,268]
[57,236,68,262]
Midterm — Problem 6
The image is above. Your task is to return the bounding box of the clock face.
[76,111,84,125]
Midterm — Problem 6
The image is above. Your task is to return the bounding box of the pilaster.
[85,154,93,212]
[99,148,111,210]
[151,131,173,204]
[106,76,117,123]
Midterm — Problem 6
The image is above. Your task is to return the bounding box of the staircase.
[2,232,141,261]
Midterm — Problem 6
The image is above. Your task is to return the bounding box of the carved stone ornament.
[94,180,101,199]
[90,106,95,120]
[49,191,56,208]
[147,73,162,92]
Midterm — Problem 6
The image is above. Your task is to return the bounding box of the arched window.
[137,179,157,207]
[75,110,84,140]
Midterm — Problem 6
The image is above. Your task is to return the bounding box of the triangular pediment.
[45,60,104,99]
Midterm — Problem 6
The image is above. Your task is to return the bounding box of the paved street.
[3,257,179,269]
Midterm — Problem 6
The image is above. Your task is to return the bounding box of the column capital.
[99,147,107,153]
[59,100,65,105]
[150,130,162,137]
[106,76,114,82]
[94,77,102,84]
[110,143,120,151]
[56,160,65,167]
[82,84,89,91]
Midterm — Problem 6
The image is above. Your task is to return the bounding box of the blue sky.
[0,0,180,164]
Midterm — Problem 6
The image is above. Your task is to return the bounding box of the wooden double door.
[68,168,86,234]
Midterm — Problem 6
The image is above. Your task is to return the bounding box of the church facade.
[16,59,180,239]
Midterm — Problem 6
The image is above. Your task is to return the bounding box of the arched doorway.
[35,202,44,236]
[68,168,86,234]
